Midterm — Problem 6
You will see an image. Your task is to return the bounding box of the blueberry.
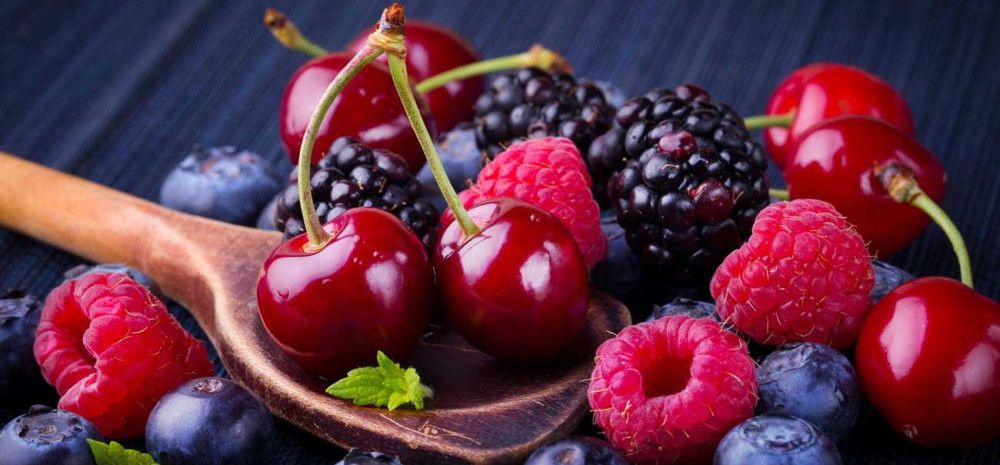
[256,196,279,231]
[715,415,841,465]
[418,125,482,212]
[755,343,860,441]
[525,437,627,465]
[64,263,164,302]
[590,211,645,307]
[0,405,103,465]
[145,377,274,465]
[0,291,46,405]
[871,260,914,303]
[647,297,718,322]
[159,146,282,225]
[335,449,403,465]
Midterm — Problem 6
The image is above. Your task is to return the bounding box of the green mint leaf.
[326,351,430,411]
[88,439,159,465]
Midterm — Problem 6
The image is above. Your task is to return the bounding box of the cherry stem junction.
[876,162,973,288]
[296,35,384,248]
[379,5,480,238]
[744,111,794,130]
[415,45,572,94]
[264,8,329,58]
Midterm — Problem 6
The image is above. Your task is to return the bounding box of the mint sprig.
[326,351,432,410]
[88,439,158,465]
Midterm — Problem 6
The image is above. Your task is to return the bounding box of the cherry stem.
[378,5,480,238]
[744,111,794,130]
[769,188,790,201]
[876,162,974,288]
[264,8,328,58]
[415,44,572,94]
[296,40,384,248]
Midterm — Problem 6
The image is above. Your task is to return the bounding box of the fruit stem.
[769,188,790,201]
[744,111,794,130]
[876,162,973,288]
[296,35,384,249]
[379,4,480,238]
[264,8,329,58]
[415,44,572,94]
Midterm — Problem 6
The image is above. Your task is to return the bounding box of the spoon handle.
[0,152,279,340]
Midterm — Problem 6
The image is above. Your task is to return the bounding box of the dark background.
[2,0,999,463]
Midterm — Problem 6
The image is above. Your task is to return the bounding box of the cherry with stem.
[256,4,434,378]
[376,4,590,363]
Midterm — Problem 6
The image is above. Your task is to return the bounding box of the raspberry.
[588,316,757,464]
[710,199,875,349]
[442,137,606,268]
[33,273,214,439]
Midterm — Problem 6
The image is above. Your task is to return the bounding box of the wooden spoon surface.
[0,152,630,464]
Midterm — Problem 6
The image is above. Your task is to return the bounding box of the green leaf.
[326,351,431,411]
[88,439,159,465]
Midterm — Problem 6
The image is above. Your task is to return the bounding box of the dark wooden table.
[2,0,999,463]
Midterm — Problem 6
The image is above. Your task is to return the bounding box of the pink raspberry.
[442,137,606,268]
[588,316,757,464]
[33,272,214,438]
[710,199,875,349]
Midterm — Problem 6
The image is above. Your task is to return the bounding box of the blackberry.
[590,85,770,284]
[273,137,439,250]
[473,67,615,160]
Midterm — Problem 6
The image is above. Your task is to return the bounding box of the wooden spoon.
[0,152,630,464]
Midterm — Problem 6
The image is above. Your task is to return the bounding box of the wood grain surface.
[2,0,999,464]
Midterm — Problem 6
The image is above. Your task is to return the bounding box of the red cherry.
[279,52,437,170]
[855,277,1000,448]
[256,208,433,378]
[785,116,945,257]
[349,20,483,133]
[763,63,915,169]
[434,198,590,363]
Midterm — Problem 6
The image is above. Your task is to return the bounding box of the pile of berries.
[4,5,997,465]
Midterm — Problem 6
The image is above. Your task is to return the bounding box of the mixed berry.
[3,4,998,465]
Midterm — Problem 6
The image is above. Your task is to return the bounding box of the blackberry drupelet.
[591,85,770,284]
[273,137,439,250]
[473,68,615,160]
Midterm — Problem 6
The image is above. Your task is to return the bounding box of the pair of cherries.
[754,63,945,258]
[257,5,589,379]
[762,65,1000,449]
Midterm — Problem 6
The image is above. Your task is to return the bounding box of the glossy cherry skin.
[785,116,945,257]
[764,63,915,169]
[349,20,483,133]
[279,52,436,170]
[434,198,589,363]
[256,208,433,378]
[855,277,1000,448]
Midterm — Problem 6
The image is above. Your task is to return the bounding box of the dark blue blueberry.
[336,449,403,465]
[0,405,103,465]
[871,260,914,303]
[159,146,282,225]
[525,437,628,465]
[593,80,627,108]
[0,291,46,406]
[256,196,279,231]
[715,415,842,465]
[418,125,482,212]
[755,343,860,442]
[145,377,274,465]
[647,297,718,322]
[64,263,165,302]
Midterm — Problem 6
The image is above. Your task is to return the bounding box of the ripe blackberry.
[590,85,770,284]
[274,137,440,250]
[473,68,615,160]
